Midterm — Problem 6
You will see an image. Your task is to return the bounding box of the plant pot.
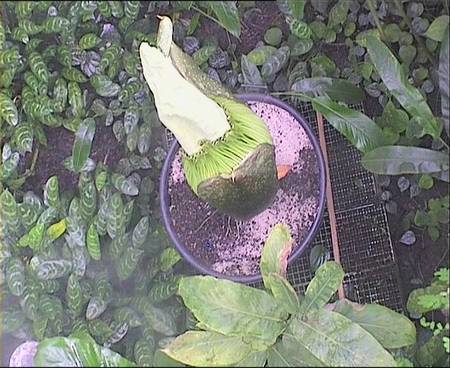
[160,94,326,283]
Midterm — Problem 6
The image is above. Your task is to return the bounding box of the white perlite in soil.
[169,101,320,276]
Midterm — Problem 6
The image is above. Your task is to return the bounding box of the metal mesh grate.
[165,98,404,312]
[282,98,403,312]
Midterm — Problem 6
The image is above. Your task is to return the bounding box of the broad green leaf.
[267,341,296,367]
[247,46,277,66]
[332,299,416,349]
[86,224,101,261]
[178,276,288,345]
[415,333,449,367]
[406,280,448,317]
[6,257,25,296]
[260,224,293,290]
[291,77,364,104]
[283,309,396,367]
[163,331,253,367]
[34,332,136,367]
[153,349,185,367]
[206,1,241,38]
[267,273,300,314]
[364,36,441,138]
[241,55,263,85]
[361,146,449,180]
[287,0,305,19]
[159,248,181,271]
[0,92,19,126]
[47,218,67,240]
[425,15,449,42]
[72,118,96,173]
[235,350,267,367]
[311,96,387,153]
[327,0,349,29]
[299,261,344,316]
[36,259,72,280]
[439,25,449,136]
[44,176,59,208]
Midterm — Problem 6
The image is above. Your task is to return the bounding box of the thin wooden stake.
[316,112,345,300]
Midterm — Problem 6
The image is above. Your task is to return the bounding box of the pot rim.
[160,93,327,283]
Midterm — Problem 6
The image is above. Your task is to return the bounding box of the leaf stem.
[191,5,223,30]
[439,137,450,150]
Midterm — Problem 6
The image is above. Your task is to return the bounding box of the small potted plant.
[140,17,326,283]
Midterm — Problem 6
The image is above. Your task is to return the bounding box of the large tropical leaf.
[235,350,267,367]
[205,1,241,38]
[291,77,365,104]
[266,273,300,315]
[364,35,442,139]
[34,332,135,367]
[260,224,294,290]
[267,341,296,367]
[298,261,344,317]
[439,25,449,136]
[177,276,288,345]
[361,146,449,181]
[163,331,254,367]
[311,96,387,153]
[283,309,396,367]
[332,299,416,349]
[72,118,96,173]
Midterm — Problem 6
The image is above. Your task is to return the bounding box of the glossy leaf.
[86,296,107,320]
[163,331,253,367]
[111,173,139,196]
[159,248,182,271]
[425,15,449,42]
[36,260,72,280]
[291,78,364,104]
[332,299,416,349]
[34,332,136,367]
[47,219,67,241]
[261,46,290,80]
[246,46,277,66]
[6,257,26,296]
[260,224,293,290]
[66,274,83,317]
[178,276,288,345]
[116,247,144,281]
[132,216,150,247]
[44,176,59,208]
[311,96,388,153]
[266,273,300,314]
[362,146,449,180]
[283,309,396,366]
[439,25,449,136]
[206,1,241,38]
[87,224,101,261]
[72,118,96,173]
[299,261,344,317]
[241,54,263,85]
[0,92,19,126]
[364,36,441,138]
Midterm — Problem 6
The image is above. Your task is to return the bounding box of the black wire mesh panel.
[283,98,403,312]
[164,97,404,312]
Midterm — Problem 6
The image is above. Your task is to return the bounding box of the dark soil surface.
[22,123,124,194]
[384,179,449,298]
[168,102,321,276]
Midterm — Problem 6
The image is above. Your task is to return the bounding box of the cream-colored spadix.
[139,42,230,156]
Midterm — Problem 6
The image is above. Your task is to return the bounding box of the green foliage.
[412,196,449,241]
[407,268,450,366]
[164,226,416,367]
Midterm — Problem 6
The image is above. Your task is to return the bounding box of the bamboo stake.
[316,112,345,300]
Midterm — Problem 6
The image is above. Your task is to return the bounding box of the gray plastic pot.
[160,93,326,283]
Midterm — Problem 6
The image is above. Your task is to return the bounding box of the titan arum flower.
[140,17,278,219]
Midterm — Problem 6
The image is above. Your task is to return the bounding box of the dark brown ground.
[22,123,124,193]
[168,148,320,276]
